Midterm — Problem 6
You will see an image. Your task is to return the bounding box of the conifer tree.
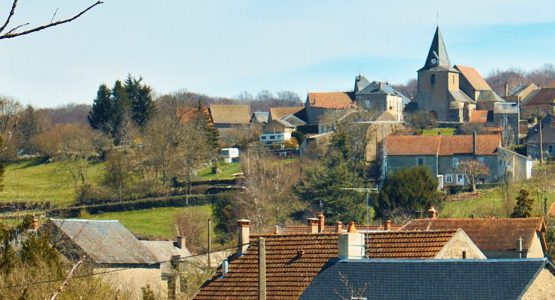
[511,189,534,218]
[88,84,113,135]
[125,75,155,129]
[111,80,130,143]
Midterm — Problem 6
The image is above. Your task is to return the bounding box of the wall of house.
[497,147,532,181]
[527,233,545,258]
[521,268,555,300]
[437,155,498,186]
[386,155,438,176]
[434,231,486,259]
[96,265,163,299]
[527,142,555,160]
[522,104,555,119]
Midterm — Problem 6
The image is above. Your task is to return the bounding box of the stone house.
[208,104,252,144]
[354,78,409,121]
[521,87,555,118]
[268,106,305,122]
[402,216,547,258]
[527,113,555,160]
[46,219,190,299]
[300,258,555,300]
[194,219,485,299]
[304,91,354,133]
[506,83,539,103]
[383,134,531,188]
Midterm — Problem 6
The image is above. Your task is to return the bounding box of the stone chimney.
[427,206,437,219]
[504,81,509,98]
[176,236,186,249]
[516,237,524,258]
[338,222,365,260]
[307,218,319,234]
[237,219,250,255]
[335,221,343,233]
[317,213,325,233]
[383,220,392,231]
[472,131,477,155]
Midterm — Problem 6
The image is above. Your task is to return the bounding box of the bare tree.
[0,1,103,40]
[334,272,368,300]
[456,160,490,192]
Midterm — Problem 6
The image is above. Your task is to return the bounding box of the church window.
[452,75,455,85]
[431,74,436,85]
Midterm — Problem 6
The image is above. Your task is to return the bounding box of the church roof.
[419,27,456,72]
[354,74,371,93]
[455,65,492,91]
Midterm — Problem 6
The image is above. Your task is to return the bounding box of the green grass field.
[84,205,212,239]
[194,162,242,181]
[0,159,105,206]
[421,128,456,136]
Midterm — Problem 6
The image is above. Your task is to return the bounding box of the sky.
[1,0,555,108]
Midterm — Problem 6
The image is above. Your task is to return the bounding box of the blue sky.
[1,0,555,108]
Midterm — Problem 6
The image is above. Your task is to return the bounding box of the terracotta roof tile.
[195,230,458,299]
[455,65,492,91]
[269,107,304,121]
[209,104,251,124]
[401,217,546,252]
[306,92,353,109]
[523,88,555,106]
[278,224,403,234]
[384,134,500,156]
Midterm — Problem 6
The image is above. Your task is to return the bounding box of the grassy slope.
[84,205,212,239]
[421,128,456,136]
[0,159,104,206]
[194,162,242,181]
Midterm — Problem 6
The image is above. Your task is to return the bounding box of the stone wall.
[522,268,555,300]
[96,265,163,299]
[435,230,486,259]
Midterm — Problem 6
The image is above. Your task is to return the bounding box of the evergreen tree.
[511,189,534,218]
[294,150,366,223]
[375,166,442,220]
[111,80,130,143]
[125,75,155,129]
[88,84,113,135]
[192,100,219,154]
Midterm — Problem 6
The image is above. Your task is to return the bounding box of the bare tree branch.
[49,255,86,300]
[0,0,19,34]
[0,1,103,40]
[5,22,28,35]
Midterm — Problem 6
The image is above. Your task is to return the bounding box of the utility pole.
[259,237,266,300]
[340,187,377,225]
[207,219,212,269]
[539,117,544,165]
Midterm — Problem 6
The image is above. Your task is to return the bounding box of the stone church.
[413,27,509,125]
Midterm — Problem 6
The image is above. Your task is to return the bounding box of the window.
[445,174,453,183]
[452,75,455,85]
[261,136,267,140]
[452,158,459,168]
[365,100,370,108]
[549,145,554,153]
[457,174,464,185]
[477,157,485,164]
[431,74,436,85]
[417,157,424,166]
[269,135,275,140]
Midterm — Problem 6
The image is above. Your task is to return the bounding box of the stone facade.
[434,230,486,259]
[522,268,555,300]
[97,265,163,299]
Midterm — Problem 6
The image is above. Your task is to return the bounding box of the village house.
[402,214,547,258]
[208,104,251,144]
[268,106,305,122]
[382,133,531,188]
[249,111,269,124]
[300,258,555,300]
[194,219,485,299]
[354,77,409,121]
[521,87,555,119]
[506,83,539,104]
[304,91,354,133]
[526,113,555,160]
[46,219,190,299]
[259,114,306,147]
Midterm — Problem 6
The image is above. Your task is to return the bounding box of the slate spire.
[420,26,454,71]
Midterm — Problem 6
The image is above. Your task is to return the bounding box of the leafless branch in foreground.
[0,0,103,40]
[48,255,86,300]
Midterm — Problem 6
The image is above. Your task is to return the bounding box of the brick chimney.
[383,220,392,231]
[237,219,250,255]
[317,213,325,233]
[176,236,186,249]
[307,218,318,233]
[338,222,365,260]
[427,206,437,219]
[335,221,343,233]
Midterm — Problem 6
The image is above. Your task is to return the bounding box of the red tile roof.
[278,224,403,234]
[306,92,353,109]
[195,230,459,299]
[524,88,555,106]
[384,134,501,156]
[401,217,546,253]
[455,65,492,91]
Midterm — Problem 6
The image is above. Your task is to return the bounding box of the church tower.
[413,27,472,122]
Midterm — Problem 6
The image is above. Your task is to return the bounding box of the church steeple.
[419,26,455,72]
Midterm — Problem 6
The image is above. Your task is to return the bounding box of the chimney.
[237,219,250,255]
[472,131,477,155]
[427,206,437,219]
[307,218,319,234]
[504,81,509,98]
[317,213,325,233]
[221,260,229,278]
[383,220,392,231]
[31,215,39,231]
[259,237,267,300]
[176,236,186,249]
[516,237,523,258]
[335,221,343,233]
[338,222,365,260]
[274,225,280,235]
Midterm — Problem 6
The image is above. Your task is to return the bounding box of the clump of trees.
[456,160,490,192]
[375,166,443,221]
